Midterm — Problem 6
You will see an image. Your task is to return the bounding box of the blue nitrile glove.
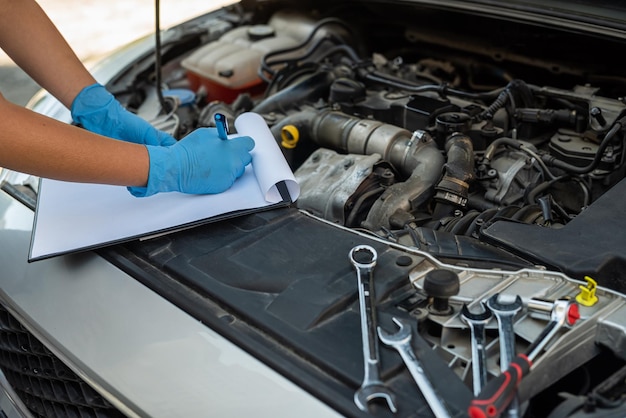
[128,128,255,197]
[71,83,176,146]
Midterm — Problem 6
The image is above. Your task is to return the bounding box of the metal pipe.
[277,109,446,230]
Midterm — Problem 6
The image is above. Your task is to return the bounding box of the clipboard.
[28,112,300,261]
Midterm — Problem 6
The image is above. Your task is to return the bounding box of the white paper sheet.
[29,112,299,261]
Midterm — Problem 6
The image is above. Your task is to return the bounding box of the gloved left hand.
[71,83,176,146]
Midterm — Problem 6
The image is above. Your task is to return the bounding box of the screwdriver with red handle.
[468,298,581,418]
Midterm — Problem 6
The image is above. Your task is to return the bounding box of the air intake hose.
[433,133,475,218]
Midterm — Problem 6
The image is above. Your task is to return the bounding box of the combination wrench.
[460,303,492,396]
[349,245,398,413]
[378,317,451,418]
[486,294,523,418]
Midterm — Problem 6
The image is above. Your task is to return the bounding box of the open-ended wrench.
[349,245,398,413]
[378,317,451,418]
[486,294,523,418]
[460,303,492,396]
[486,294,522,371]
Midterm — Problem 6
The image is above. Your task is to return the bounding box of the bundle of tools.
[349,245,582,418]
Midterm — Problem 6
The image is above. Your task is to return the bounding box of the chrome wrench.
[460,303,492,396]
[349,245,397,413]
[378,317,451,418]
[486,294,523,418]
[526,298,580,360]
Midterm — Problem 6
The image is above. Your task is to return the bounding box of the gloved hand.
[128,128,255,197]
[71,83,176,146]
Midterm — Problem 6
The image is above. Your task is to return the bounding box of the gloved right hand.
[128,128,255,197]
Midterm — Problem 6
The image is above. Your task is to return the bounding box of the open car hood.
[4,0,626,416]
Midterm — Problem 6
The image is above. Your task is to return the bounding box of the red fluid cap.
[567,303,581,326]
[468,406,488,418]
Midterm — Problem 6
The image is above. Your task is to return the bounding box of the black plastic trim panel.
[101,207,472,417]
[482,178,626,292]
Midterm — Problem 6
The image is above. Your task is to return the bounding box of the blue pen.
[215,113,229,140]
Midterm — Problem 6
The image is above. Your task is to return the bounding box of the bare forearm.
[0,96,148,186]
[0,0,95,107]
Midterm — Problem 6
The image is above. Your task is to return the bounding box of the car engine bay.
[29,0,626,416]
[118,1,626,284]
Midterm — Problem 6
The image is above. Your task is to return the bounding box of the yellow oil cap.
[281,125,300,149]
[576,276,599,307]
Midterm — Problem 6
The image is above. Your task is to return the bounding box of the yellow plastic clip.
[576,276,599,307]
[281,125,300,149]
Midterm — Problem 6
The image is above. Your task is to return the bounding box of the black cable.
[264,37,361,71]
[258,18,354,82]
[542,119,624,174]
[477,79,535,122]
[154,0,170,113]
[480,87,510,120]
[262,36,333,75]
[483,137,523,162]
[526,175,568,205]
[363,70,502,99]
[363,70,546,110]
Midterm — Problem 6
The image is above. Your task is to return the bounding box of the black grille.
[0,306,125,418]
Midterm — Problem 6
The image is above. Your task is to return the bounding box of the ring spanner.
[486,294,523,418]
[349,245,397,413]
[460,303,492,396]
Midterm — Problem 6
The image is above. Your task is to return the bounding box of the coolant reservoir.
[181,12,315,103]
